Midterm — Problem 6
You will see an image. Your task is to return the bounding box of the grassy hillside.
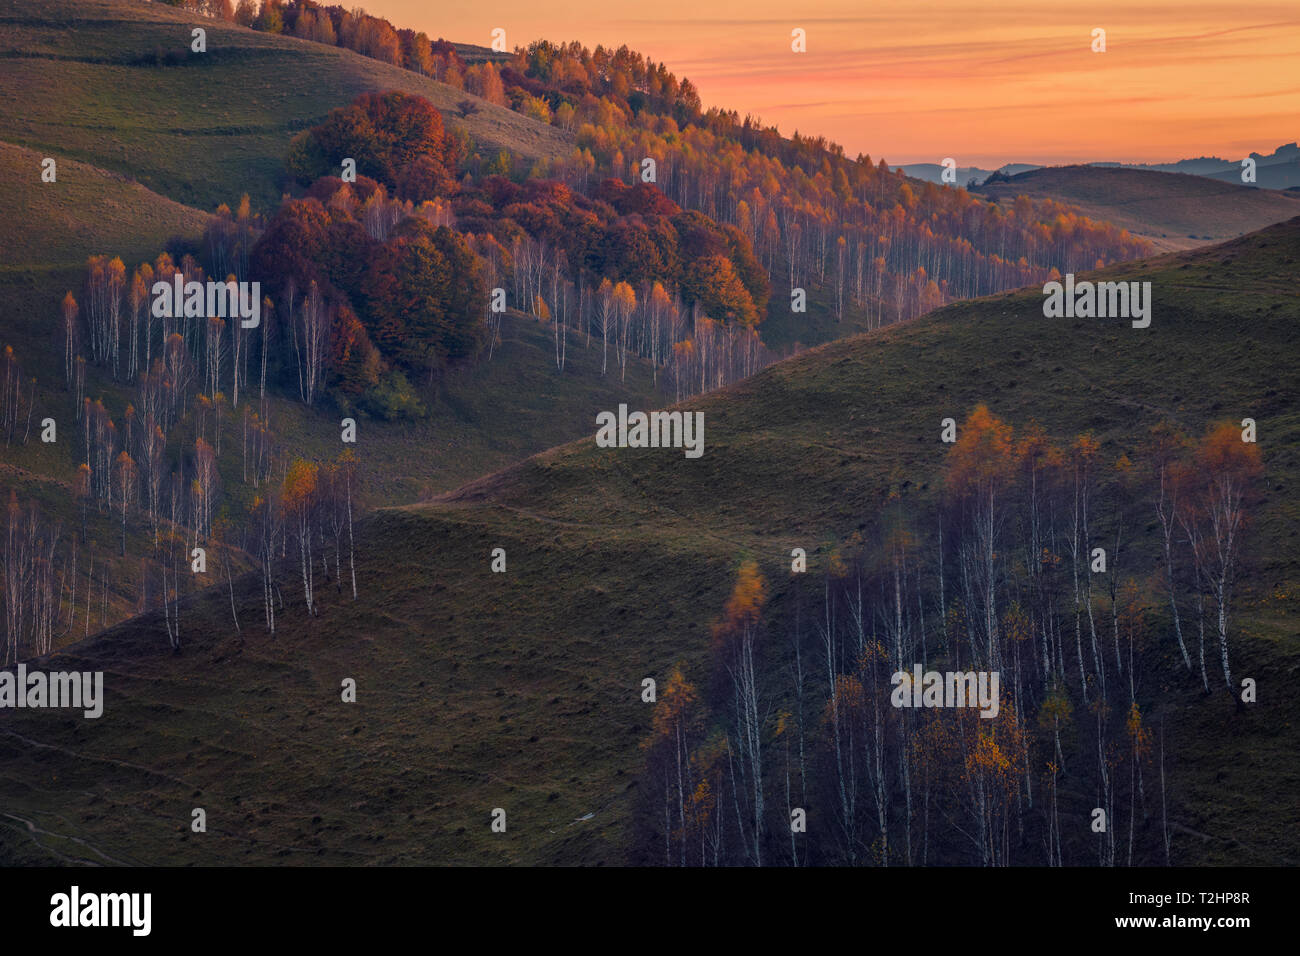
[3,219,1296,865]
[974,165,1300,252]
[0,0,572,213]
[0,257,663,506]
[0,270,665,649]
[0,128,664,647]
[0,140,209,270]
[0,0,656,651]
[0,0,654,516]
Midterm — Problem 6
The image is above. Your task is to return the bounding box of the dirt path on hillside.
[0,810,133,865]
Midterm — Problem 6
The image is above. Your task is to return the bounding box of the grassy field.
[0,140,209,269]
[0,0,573,214]
[2,220,1296,865]
[974,165,1300,252]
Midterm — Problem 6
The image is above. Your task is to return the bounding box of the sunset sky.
[359,0,1299,168]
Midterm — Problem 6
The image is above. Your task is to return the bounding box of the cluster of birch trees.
[249,453,359,635]
[0,346,38,447]
[3,494,62,663]
[482,232,776,398]
[641,407,1261,866]
[0,209,366,660]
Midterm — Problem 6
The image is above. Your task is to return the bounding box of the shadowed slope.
[975,165,1300,252]
[2,220,1297,865]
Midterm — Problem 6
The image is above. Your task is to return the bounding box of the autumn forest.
[0,0,1294,885]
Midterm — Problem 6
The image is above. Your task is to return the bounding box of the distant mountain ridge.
[969,163,1300,252]
[895,143,1300,190]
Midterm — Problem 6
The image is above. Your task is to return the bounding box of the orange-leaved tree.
[283,458,319,615]
[711,560,767,864]
[644,665,702,866]
[1192,421,1262,694]
[945,405,1014,669]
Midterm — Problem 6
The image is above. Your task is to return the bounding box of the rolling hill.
[0,0,664,649]
[1108,144,1300,191]
[3,218,1296,865]
[973,165,1300,252]
[899,145,1300,192]
[0,0,572,214]
[0,140,210,270]
[0,0,1296,868]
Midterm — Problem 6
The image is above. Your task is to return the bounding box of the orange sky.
[360,0,1300,167]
